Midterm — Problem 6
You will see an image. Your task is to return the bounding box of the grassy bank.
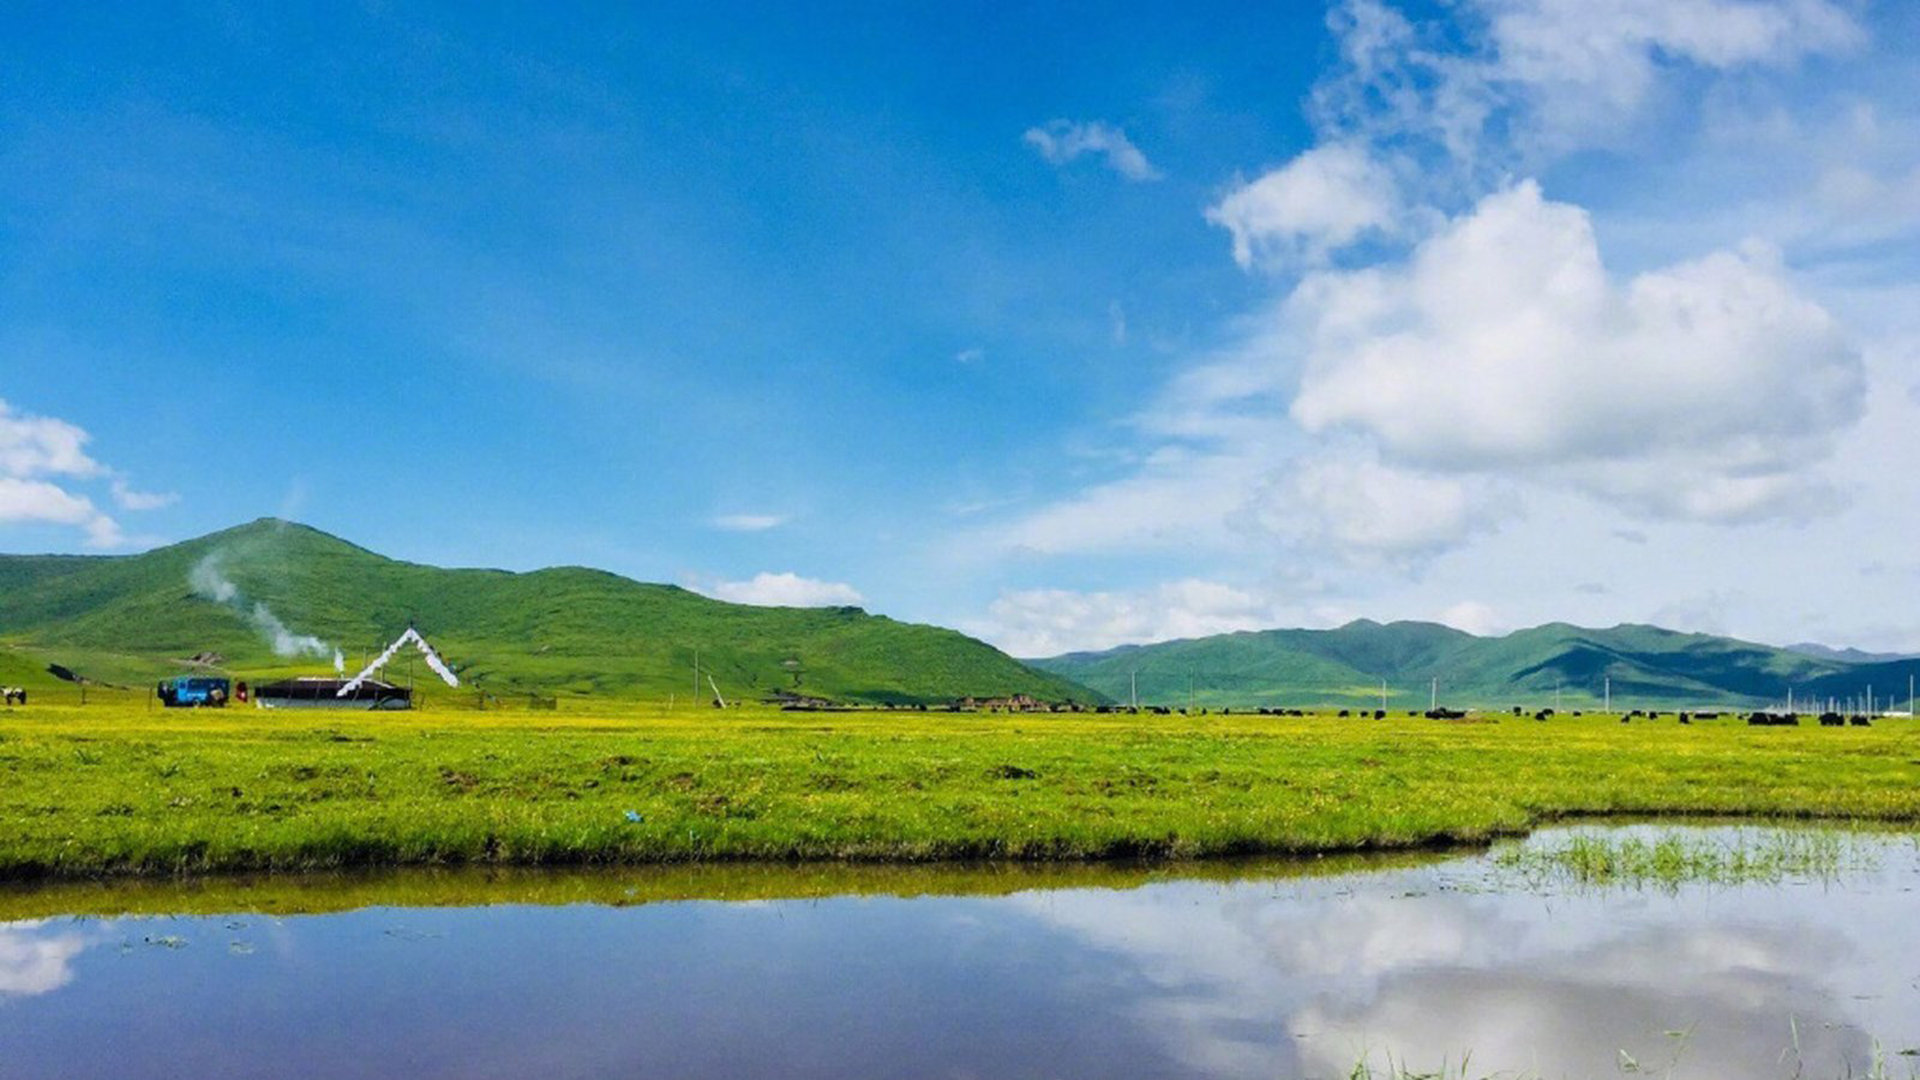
[1,702,1917,879]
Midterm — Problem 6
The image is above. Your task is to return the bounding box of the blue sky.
[6,1,1920,656]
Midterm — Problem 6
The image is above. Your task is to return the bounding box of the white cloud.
[0,477,121,548]
[110,476,178,511]
[1436,599,1504,635]
[0,400,103,479]
[0,923,90,998]
[710,513,788,532]
[1312,0,1863,171]
[1206,143,1401,268]
[0,399,166,548]
[1023,120,1161,181]
[1287,181,1862,521]
[1479,0,1863,152]
[973,579,1329,657]
[704,572,865,608]
[1244,452,1490,559]
[983,445,1275,558]
[954,347,985,364]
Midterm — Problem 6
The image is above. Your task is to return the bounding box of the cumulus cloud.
[0,399,167,548]
[710,513,788,532]
[1287,181,1862,520]
[704,572,864,608]
[1207,143,1401,268]
[1313,0,1863,170]
[1436,599,1504,636]
[1023,120,1161,181]
[1478,0,1862,152]
[1241,452,1490,559]
[972,579,1286,657]
[962,0,1890,655]
[0,922,91,998]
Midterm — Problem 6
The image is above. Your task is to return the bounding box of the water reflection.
[0,827,1913,1079]
[0,921,90,998]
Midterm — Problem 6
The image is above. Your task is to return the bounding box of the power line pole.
[1130,670,1138,710]
[1605,676,1611,714]
[1430,677,1437,712]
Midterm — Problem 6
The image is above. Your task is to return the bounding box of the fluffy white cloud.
[973,579,1330,657]
[1287,181,1862,520]
[1243,452,1489,559]
[1436,599,1504,635]
[0,476,119,546]
[709,513,788,532]
[0,399,172,547]
[1314,0,1863,169]
[0,402,102,478]
[1480,0,1862,151]
[0,923,90,998]
[1023,120,1160,181]
[703,572,864,608]
[1207,143,1400,268]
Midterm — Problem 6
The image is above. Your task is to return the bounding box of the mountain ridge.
[1030,619,1920,709]
[0,518,1096,705]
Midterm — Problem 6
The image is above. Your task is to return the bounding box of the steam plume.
[189,552,342,666]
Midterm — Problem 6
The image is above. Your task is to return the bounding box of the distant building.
[958,694,1050,712]
[254,676,412,710]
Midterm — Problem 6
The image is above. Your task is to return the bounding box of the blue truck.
[158,676,231,708]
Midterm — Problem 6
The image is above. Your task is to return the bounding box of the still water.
[0,825,1916,1079]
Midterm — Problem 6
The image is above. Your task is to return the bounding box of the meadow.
[1,698,1917,880]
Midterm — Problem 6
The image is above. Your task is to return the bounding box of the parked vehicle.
[158,676,230,708]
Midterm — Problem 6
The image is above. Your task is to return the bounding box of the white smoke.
[187,556,237,603]
[246,601,336,662]
[189,552,341,664]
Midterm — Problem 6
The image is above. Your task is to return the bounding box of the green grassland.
[1,699,1916,881]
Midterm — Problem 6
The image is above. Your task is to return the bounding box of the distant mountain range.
[6,519,1915,711]
[0,519,1091,705]
[1784,642,1920,665]
[1031,620,1920,710]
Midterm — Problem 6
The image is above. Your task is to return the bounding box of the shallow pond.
[1,824,1916,1079]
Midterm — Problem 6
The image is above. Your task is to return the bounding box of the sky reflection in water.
[0,826,1915,1079]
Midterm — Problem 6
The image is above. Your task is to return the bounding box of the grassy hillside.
[1032,619,1918,710]
[0,519,1095,705]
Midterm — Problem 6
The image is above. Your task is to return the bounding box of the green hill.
[1031,619,1920,711]
[0,519,1096,706]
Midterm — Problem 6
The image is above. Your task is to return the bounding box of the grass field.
[1,700,1917,880]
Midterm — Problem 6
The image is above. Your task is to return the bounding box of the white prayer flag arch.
[338,627,460,697]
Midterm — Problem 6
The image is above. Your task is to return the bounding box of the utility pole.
[1188,670,1195,713]
[1130,670,1138,710]
[1430,677,1437,712]
[1605,676,1611,714]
